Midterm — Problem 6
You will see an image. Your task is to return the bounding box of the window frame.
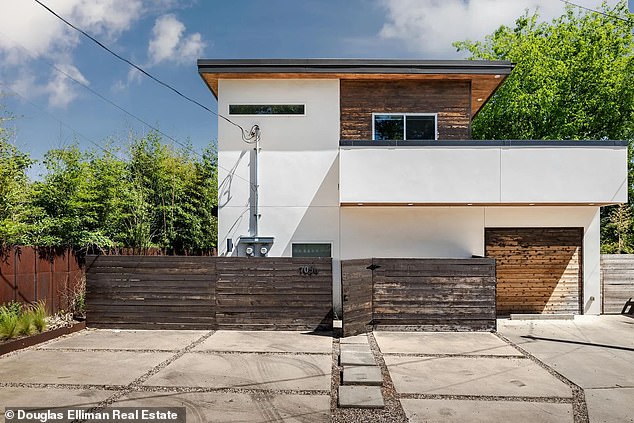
[291,242,332,258]
[371,112,438,141]
[228,103,307,116]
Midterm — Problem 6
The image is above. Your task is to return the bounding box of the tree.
[454,1,634,252]
[0,130,36,247]
[454,1,634,141]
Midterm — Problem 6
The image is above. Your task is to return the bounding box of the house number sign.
[299,265,319,276]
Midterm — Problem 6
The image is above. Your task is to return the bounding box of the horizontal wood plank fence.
[86,256,216,329]
[341,258,497,334]
[0,247,82,314]
[85,256,333,330]
[601,254,634,314]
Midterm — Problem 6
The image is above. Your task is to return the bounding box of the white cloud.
[46,63,90,108]
[0,0,143,107]
[148,14,206,65]
[379,0,621,58]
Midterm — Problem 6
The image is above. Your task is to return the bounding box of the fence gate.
[341,258,497,336]
[341,259,374,337]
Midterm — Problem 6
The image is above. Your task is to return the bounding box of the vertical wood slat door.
[341,259,373,337]
[485,228,583,315]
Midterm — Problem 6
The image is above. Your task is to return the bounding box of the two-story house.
[198,59,627,318]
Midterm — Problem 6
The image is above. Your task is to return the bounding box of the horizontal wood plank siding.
[601,254,634,314]
[340,80,471,140]
[485,228,583,315]
[370,258,496,331]
[215,257,333,330]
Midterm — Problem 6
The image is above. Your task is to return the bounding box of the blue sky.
[0,0,620,177]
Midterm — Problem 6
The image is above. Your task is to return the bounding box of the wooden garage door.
[485,228,583,315]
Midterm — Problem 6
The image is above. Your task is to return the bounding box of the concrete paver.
[338,386,385,408]
[0,388,112,421]
[374,331,521,356]
[340,344,372,354]
[499,317,634,389]
[42,329,205,351]
[385,355,572,397]
[340,350,375,366]
[0,350,171,385]
[499,316,634,423]
[401,399,574,423]
[585,387,634,423]
[342,365,383,386]
[113,391,330,423]
[340,334,369,344]
[193,330,332,353]
[144,353,331,391]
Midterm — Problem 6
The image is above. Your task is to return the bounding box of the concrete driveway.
[0,316,631,422]
[498,315,634,423]
[0,330,333,423]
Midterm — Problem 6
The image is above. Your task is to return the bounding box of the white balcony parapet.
[339,140,628,205]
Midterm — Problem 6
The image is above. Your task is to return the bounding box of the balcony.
[339,140,628,205]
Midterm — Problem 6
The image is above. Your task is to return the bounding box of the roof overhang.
[197,59,515,118]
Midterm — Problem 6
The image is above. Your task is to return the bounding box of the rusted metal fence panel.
[0,247,82,314]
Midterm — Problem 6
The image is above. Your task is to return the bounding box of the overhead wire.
[558,0,632,23]
[0,32,258,192]
[32,0,260,145]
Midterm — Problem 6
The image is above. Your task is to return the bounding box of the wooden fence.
[0,247,82,314]
[601,254,634,314]
[341,258,497,335]
[85,256,216,329]
[85,256,333,330]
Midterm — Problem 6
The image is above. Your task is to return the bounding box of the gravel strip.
[495,332,589,423]
[398,393,574,403]
[71,329,216,419]
[331,332,408,423]
[0,382,123,391]
[382,352,526,359]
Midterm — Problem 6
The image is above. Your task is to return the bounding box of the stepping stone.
[340,344,372,354]
[340,335,368,344]
[342,365,383,386]
[338,385,385,408]
[340,350,376,366]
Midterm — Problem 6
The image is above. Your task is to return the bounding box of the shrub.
[0,311,19,339]
[32,301,47,333]
[0,301,22,317]
[17,310,35,336]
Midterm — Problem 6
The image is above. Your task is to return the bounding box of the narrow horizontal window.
[229,104,305,115]
[292,243,332,258]
[373,113,437,140]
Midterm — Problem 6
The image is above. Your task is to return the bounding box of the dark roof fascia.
[197,59,514,75]
[339,140,628,147]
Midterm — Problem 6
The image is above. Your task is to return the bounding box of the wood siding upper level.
[340,79,471,140]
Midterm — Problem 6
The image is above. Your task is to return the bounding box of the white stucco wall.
[340,206,602,314]
[340,145,628,204]
[217,79,342,311]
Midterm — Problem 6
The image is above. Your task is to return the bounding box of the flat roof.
[197,59,515,75]
[197,59,515,118]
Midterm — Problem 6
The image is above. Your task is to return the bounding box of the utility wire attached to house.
[32,0,261,145]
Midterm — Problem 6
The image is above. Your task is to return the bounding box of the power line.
[0,30,258,191]
[559,0,632,23]
[32,0,259,144]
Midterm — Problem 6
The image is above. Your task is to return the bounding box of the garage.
[485,228,583,315]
